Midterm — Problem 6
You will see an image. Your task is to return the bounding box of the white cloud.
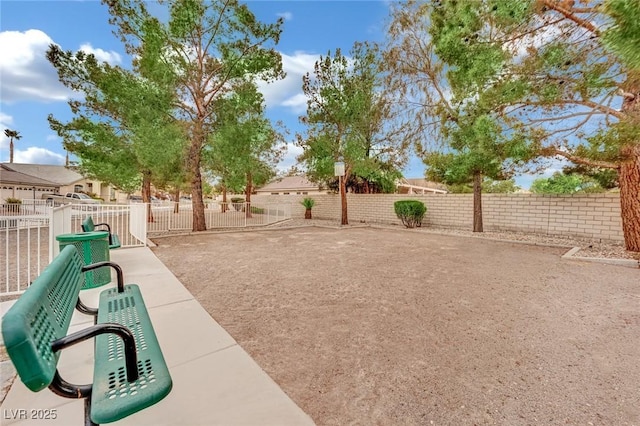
[0,112,13,125]
[14,147,65,165]
[281,93,308,114]
[79,43,122,65]
[0,29,74,103]
[257,51,320,115]
[282,51,322,75]
[276,11,293,21]
[277,142,304,172]
[0,31,122,104]
[504,18,562,59]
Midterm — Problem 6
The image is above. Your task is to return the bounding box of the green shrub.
[5,197,22,204]
[250,206,265,214]
[301,197,315,219]
[300,197,315,209]
[394,200,426,228]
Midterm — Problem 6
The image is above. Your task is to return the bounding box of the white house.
[1,163,129,203]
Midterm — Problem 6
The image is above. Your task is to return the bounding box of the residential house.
[255,175,323,195]
[396,178,448,194]
[0,163,129,203]
[254,175,448,196]
[0,164,60,202]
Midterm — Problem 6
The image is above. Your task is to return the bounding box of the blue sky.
[0,0,554,188]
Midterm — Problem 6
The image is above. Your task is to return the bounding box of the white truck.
[42,192,101,207]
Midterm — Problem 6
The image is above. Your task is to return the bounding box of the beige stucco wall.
[251,193,624,243]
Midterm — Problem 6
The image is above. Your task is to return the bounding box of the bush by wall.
[248,193,624,243]
[394,200,426,228]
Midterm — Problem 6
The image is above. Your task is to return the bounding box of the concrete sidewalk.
[1,247,314,425]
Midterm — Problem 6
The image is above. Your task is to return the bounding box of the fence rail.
[2,202,147,297]
[147,202,291,233]
[1,214,50,296]
[2,201,290,297]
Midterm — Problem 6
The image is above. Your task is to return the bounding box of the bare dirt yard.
[150,226,640,425]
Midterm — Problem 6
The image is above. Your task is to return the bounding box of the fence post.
[129,203,148,246]
[49,206,55,263]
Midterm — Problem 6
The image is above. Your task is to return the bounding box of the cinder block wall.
[250,193,623,243]
[481,193,623,241]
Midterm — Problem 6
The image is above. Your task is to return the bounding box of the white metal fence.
[2,200,290,296]
[147,201,291,233]
[1,202,147,297]
[1,211,50,296]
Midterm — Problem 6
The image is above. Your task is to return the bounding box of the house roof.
[400,178,448,191]
[1,163,84,186]
[0,164,60,187]
[256,175,320,192]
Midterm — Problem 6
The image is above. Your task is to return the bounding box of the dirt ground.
[150,226,640,425]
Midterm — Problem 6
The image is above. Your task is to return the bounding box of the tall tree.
[384,1,535,232]
[104,0,284,231]
[603,0,640,69]
[298,42,407,225]
[531,172,603,194]
[469,0,640,251]
[3,129,21,163]
[204,79,285,217]
[385,0,640,252]
[47,45,185,221]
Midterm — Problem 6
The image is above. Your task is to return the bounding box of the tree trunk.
[619,145,640,252]
[222,185,228,213]
[188,126,206,231]
[245,172,253,219]
[142,170,154,223]
[9,139,14,163]
[190,163,206,231]
[473,171,483,233]
[305,208,312,219]
[173,188,180,214]
[617,76,640,252]
[340,173,348,225]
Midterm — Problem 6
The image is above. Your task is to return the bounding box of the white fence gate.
[1,202,147,297]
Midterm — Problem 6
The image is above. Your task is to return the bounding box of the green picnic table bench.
[82,216,121,249]
[1,245,172,425]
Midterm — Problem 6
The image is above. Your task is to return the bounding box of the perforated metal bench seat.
[82,216,121,249]
[1,245,172,425]
[92,285,172,424]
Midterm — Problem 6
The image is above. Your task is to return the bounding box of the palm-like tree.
[4,129,21,163]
